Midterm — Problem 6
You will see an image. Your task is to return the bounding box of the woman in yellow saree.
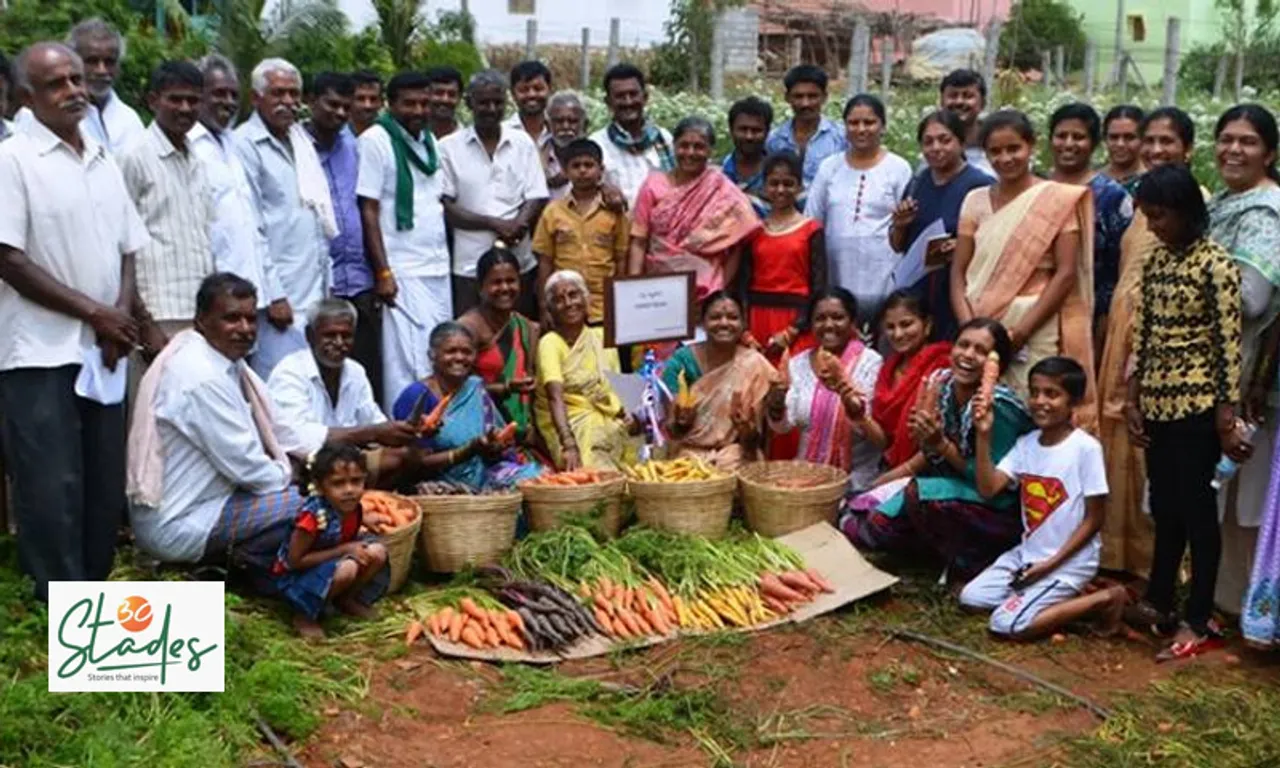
[661,292,778,471]
[1096,106,1197,576]
[535,270,637,470]
[950,110,1097,427]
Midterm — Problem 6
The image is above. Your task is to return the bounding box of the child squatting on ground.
[269,444,391,639]
[960,356,1128,639]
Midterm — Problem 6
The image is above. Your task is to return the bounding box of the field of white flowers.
[586,81,1260,189]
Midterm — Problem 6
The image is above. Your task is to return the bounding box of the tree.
[999,0,1087,71]
[211,0,349,98]
[370,0,423,70]
[651,0,745,90]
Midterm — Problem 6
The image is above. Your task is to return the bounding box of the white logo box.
[48,581,225,693]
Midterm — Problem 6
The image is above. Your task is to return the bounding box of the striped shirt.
[119,122,215,321]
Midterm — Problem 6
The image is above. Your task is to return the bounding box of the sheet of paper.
[75,346,128,406]
[893,218,948,290]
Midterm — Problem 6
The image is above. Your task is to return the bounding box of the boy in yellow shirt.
[532,139,629,325]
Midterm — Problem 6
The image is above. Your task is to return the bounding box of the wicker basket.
[737,460,849,537]
[628,474,737,538]
[520,473,628,538]
[364,492,421,593]
[413,491,523,573]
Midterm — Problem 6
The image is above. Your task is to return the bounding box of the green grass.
[0,537,370,767]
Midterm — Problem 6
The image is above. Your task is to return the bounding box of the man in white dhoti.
[356,71,452,410]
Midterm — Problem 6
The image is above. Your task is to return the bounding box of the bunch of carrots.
[757,569,835,615]
[582,576,678,640]
[523,469,614,487]
[360,491,419,535]
[418,393,451,433]
[408,596,528,651]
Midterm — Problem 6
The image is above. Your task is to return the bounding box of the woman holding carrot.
[392,322,543,490]
[870,291,952,470]
[661,291,778,470]
[840,318,1034,584]
[268,444,389,639]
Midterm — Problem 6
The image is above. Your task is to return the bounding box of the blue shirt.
[721,153,769,217]
[1087,173,1134,319]
[765,117,848,187]
[314,126,371,298]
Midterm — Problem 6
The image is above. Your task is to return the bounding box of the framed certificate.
[603,272,696,347]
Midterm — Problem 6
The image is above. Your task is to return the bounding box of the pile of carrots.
[757,569,836,615]
[407,597,528,651]
[582,577,678,640]
[524,469,615,487]
[361,491,419,535]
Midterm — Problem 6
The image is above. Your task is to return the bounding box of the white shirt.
[267,348,387,457]
[235,111,330,313]
[15,89,145,155]
[506,114,567,201]
[355,124,451,278]
[775,346,884,491]
[0,119,13,142]
[189,121,283,308]
[130,333,292,562]
[805,152,913,317]
[0,120,148,371]
[119,122,215,321]
[439,125,549,276]
[996,428,1109,587]
[589,125,673,209]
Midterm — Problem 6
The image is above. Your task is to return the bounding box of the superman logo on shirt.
[1019,475,1067,533]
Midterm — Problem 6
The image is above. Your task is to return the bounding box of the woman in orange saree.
[950,110,1097,428]
[1096,106,1197,576]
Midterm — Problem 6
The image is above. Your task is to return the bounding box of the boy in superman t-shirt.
[960,356,1129,639]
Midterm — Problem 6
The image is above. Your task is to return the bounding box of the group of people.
[3,18,1280,656]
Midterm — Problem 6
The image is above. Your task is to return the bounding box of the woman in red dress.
[741,151,827,458]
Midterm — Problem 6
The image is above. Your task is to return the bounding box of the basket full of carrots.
[360,491,422,593]
[518,469,628,538]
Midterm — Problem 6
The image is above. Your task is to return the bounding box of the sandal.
[1155,622,1225,663]
[1123,599,1178,637]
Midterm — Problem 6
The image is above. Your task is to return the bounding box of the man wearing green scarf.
[356,71,453,412]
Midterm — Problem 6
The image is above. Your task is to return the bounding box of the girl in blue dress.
[270,444,390,639]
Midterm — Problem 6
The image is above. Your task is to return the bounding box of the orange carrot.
[595,608,615,635]
[974,350,1001,420]
[633,612,654,636]
[437,606,455,631]
[448,612,466,643]
[612,613,633,638]
[647,578,675,614]
[617,609,641,636]
[406,620,425,645]
[593,593,613,616]
[484,623,500,647]
[496,422,517,445]
[459,624,485,649]
[777,571,820,596]
[805,568,836,593]
[507,610,525,632]
[459,597,488,623]
[420,393,452,432]
[759,573,807,603]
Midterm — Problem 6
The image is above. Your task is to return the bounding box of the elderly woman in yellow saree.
[535,270,638,470]
[950,110,1097,426]
[1096,106,1197,576]
[660,292,778,471]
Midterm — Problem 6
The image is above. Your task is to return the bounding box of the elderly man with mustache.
[14,18,145,154]
[0,42,150,600]
[119,61,215,356]
[235,57,337,380]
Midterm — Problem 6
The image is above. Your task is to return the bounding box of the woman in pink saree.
[628,116,761,304]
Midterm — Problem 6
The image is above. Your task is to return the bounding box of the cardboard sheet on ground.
[426,522,899,664]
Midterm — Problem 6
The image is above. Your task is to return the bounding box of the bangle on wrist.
[377,268,393,280]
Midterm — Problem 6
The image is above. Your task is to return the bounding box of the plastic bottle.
[1211,421,1259,490]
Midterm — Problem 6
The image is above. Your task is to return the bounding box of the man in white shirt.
[130,273,299,571]
[425,66,463,141]
[236,58,335,379]
[14,19,145,154]
[358,71,454,409]
[268,298,418,458]
[0,42,150,600]
[439,69,549,317]
[0,52,13,141]
[507,61,559,193]
[589,63,673,209]
[119,60,214,348]
[189,55,290,341]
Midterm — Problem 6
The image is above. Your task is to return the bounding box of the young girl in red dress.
[742,151,828,458]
